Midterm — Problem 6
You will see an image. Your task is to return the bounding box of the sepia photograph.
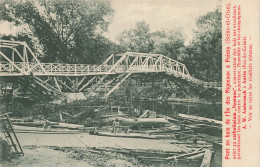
[0,0,223,166]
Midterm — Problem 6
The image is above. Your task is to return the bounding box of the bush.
[0,137,13,162]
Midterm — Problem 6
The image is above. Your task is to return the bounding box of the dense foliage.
[116,21,186,61]
[180,9,222,82]
[116,9,222,82]
[0,0,114,64]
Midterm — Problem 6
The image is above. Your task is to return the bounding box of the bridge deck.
[0,40,221,99]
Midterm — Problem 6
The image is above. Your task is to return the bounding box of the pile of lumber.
[89,146,212,166]
[10,119,84,130]
[92,147,183,157]
[138,148,212,167]
[174,114,222,137]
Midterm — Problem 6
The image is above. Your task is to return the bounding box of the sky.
[0,0,220,43]
[105,0,220,42]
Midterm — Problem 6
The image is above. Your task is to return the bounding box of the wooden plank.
[118,117,170,127]
[166,150,205,160]
[176,144,193,152]
[200,149,212,167]
[12,122,58,127]
[179,114,222,125]
[138,156,166,162]
[187,153,204,160]
[139,110,149,118]
[162,116,179,123]
[59,123,84,129]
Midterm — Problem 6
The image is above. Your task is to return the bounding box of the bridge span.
[0,40,221,100]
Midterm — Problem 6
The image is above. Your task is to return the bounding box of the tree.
[180,9,222,82]
[116,21,186,60]
[151,30,185,60]
[0,0,114,64]
[116,21,153,53]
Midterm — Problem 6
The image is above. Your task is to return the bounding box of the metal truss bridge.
[0,40,221,100]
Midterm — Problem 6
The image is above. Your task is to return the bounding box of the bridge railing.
[0,61,221,88]
[0,62,115,75]
[34,63,113,74]
[0,61,194,78]
[0,61,28,74]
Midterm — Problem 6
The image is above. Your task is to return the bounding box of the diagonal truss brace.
[85,53,128,93]
[104,72,132,98]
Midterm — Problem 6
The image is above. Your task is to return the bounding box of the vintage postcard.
[0,0,259,167]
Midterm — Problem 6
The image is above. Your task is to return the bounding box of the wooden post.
[111,102,112,113]
[152,77,155,111]
[130,78,133,108]
[59,111,63,122]
[200,149,212,167]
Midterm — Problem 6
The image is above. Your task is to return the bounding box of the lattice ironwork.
[0,40,221,99]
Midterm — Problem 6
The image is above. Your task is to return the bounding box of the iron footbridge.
[0,40,221,100]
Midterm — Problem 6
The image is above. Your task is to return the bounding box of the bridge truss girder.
[0,40,221,101]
